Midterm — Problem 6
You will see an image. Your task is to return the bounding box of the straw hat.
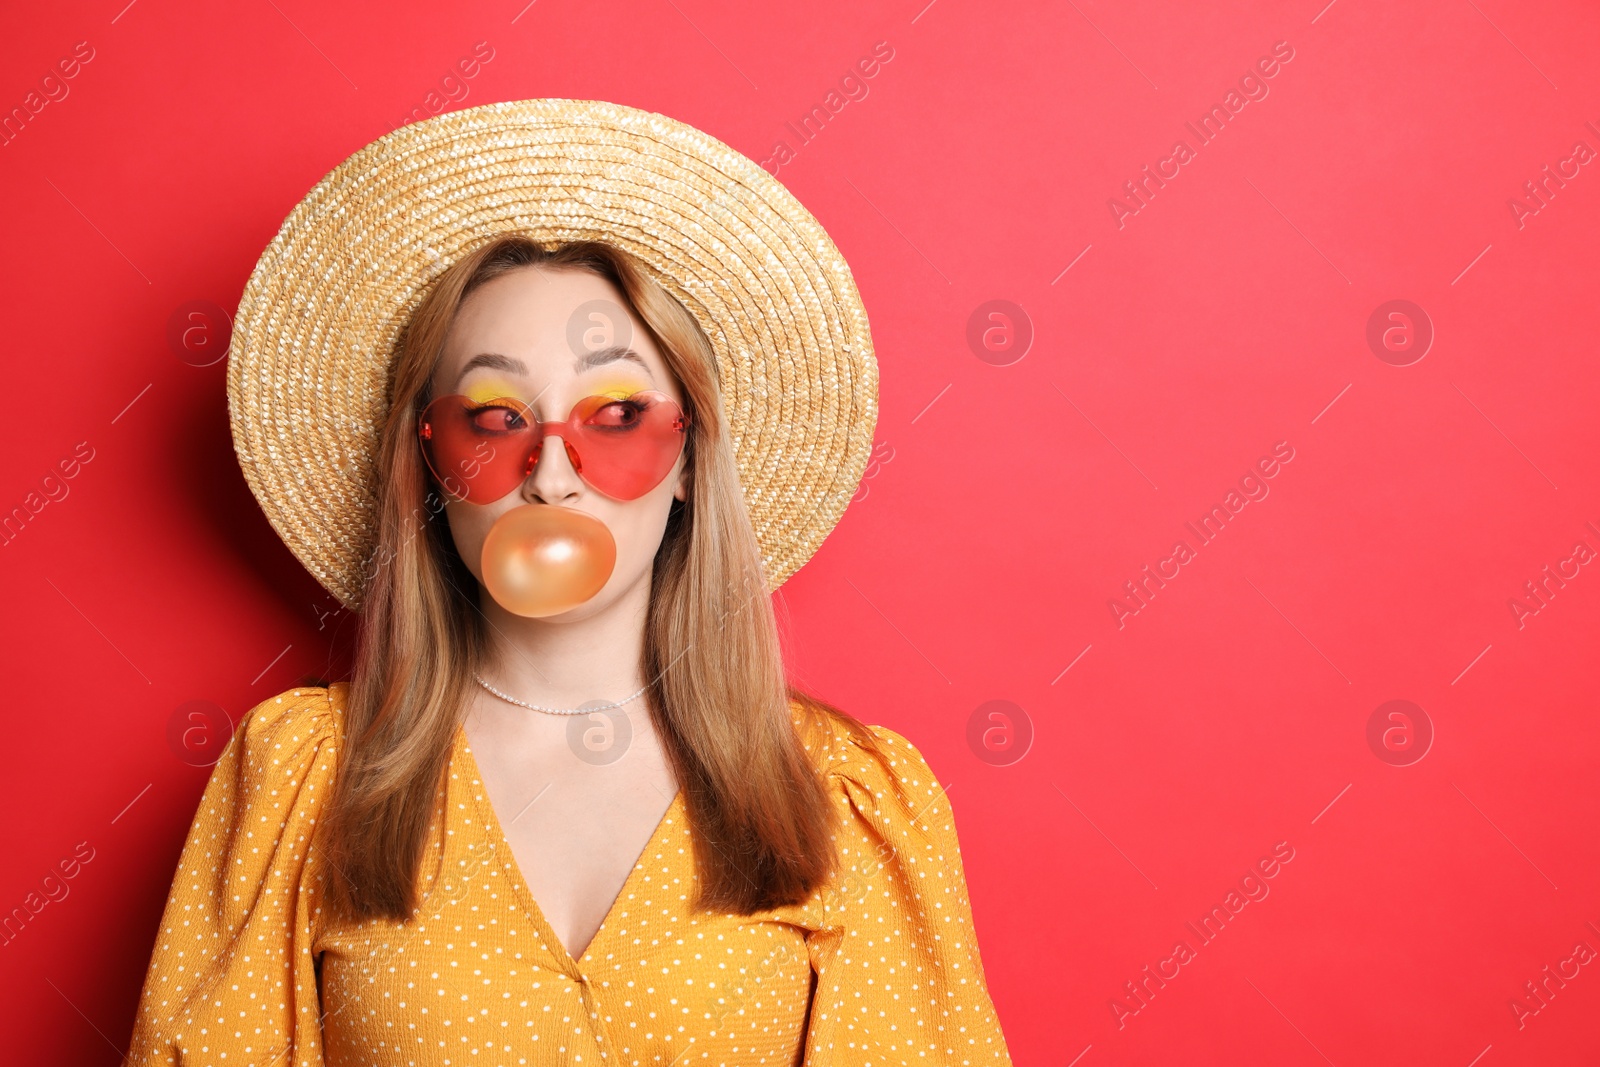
[226,98,878,611]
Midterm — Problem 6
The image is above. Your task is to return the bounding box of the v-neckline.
[451,721,684,973]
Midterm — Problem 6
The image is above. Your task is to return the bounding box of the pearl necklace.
[473,674,648,716]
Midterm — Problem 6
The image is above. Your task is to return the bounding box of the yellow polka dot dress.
[123,685,1014,1065]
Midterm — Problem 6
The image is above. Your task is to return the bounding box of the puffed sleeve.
[124,686,343,1067]
[802,720,1014,1066]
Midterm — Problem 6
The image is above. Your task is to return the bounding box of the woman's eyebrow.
[576,345,656,381]
[455,352,526,385]
[455,347,655,385]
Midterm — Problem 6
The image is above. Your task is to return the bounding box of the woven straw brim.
[226,99,878,611]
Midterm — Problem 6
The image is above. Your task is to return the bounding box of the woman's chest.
[317,905,814,1065]
[312,739,817,1064]
[464,709,682,964]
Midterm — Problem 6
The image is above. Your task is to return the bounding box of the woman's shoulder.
[223,682,349,783]
[238,681,348,737]
[786,693,971,920]
[787,692,946,805]
[125,685,350,1060]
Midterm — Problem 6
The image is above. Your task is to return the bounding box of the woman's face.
[428,266,688,621]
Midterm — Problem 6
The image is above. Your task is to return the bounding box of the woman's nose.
[525,432,584,502]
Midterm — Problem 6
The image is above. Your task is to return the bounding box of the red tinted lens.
[563,391,689,500]
[418,395,540,503]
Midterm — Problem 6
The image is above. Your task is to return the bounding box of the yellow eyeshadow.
[458,375,652,408]
[462,378,526,404]
[586,376,653,400]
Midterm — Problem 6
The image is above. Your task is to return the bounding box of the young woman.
[124,100,1012,1065]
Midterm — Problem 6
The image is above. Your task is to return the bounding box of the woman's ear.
[671,446,690,502]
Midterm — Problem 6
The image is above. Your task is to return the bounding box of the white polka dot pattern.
[123,686,1013,1065]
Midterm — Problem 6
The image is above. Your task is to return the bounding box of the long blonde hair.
[317,235,876,924]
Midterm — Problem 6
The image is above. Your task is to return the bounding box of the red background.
[3,1,1599,1063]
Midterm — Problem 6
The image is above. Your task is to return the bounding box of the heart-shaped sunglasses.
[418,390,689,504]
